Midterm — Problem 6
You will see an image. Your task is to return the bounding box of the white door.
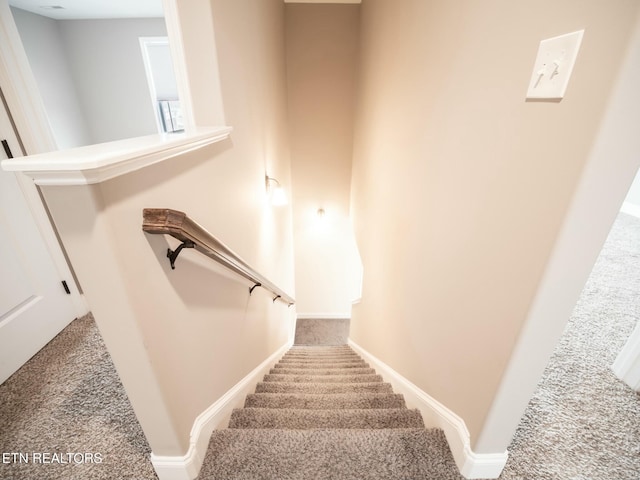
[0,97,78,384]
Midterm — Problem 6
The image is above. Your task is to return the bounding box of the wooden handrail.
[142,208,295,306]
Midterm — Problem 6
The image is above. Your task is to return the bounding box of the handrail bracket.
[249,283,261,295]
[167,240,195,270]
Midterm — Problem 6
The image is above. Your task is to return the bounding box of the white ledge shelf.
[1,126,232,186]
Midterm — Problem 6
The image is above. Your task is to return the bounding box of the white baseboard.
[348,340,508,479]
[150,341,292,480]
[612,322,640,391]
[620,201,640,219]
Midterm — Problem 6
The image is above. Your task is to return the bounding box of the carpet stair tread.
[283,351,359,356]
[263,373,383,383]
[282,350,359,357]
[281,351,362,357]
[285,349,358,352]
[255,381,394,394]
[243,393,407,409]
[269,367,375,376]
[199,428,464,480]
[278,358,367,364]
[229,407,425,429]
[283,354,358,359]
[284,350,358,354]
[198,346,451,478]
[287,346,354,352]
[273,361,369,369]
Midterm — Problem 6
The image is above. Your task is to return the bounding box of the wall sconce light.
[317,208,326,218]
[265,175,287,206]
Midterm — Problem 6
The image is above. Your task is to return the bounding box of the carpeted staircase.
[198,345,464,479]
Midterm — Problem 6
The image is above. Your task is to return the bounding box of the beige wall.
[42,0,294,457]
[349,0,640,449]
[477,8,640,453]
[286,4,362,316]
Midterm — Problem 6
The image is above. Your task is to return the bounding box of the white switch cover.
[526,30,584,100]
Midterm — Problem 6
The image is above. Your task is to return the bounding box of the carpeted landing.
[198,345,465,479]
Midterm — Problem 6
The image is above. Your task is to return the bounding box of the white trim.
[150,341,292,480]
[139,36,170,134]
[348,340,508,479]
[161,0,195,130]
[1,127,232,185]
[297,313,351,319]
[620,201,640,219]
[161,0,225,127]
[612,322,640,391]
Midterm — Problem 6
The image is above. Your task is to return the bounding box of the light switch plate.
[526,30,584,100]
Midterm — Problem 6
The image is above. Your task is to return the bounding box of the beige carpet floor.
[0,314,157,480]
[499,212,640,479]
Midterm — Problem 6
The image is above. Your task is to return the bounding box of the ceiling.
[7,0,361,21]
[8,0,164,19]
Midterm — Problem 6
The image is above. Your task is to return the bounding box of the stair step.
[278,357,366,364]
[229,408,424,429]
[283,354,357,359]
[280,357,363,363]
[244,393,407,409]
[269,368,375,376]
[273,361,369,369]
[288,346,354,352]
[264,374,382,383]
[283,350,358,357]
[285,349,356,353]
[244,393,406,409]
[200,428,463,479]
[254,382,394,394]
[282,352,362,358]
[199,345,441,477]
